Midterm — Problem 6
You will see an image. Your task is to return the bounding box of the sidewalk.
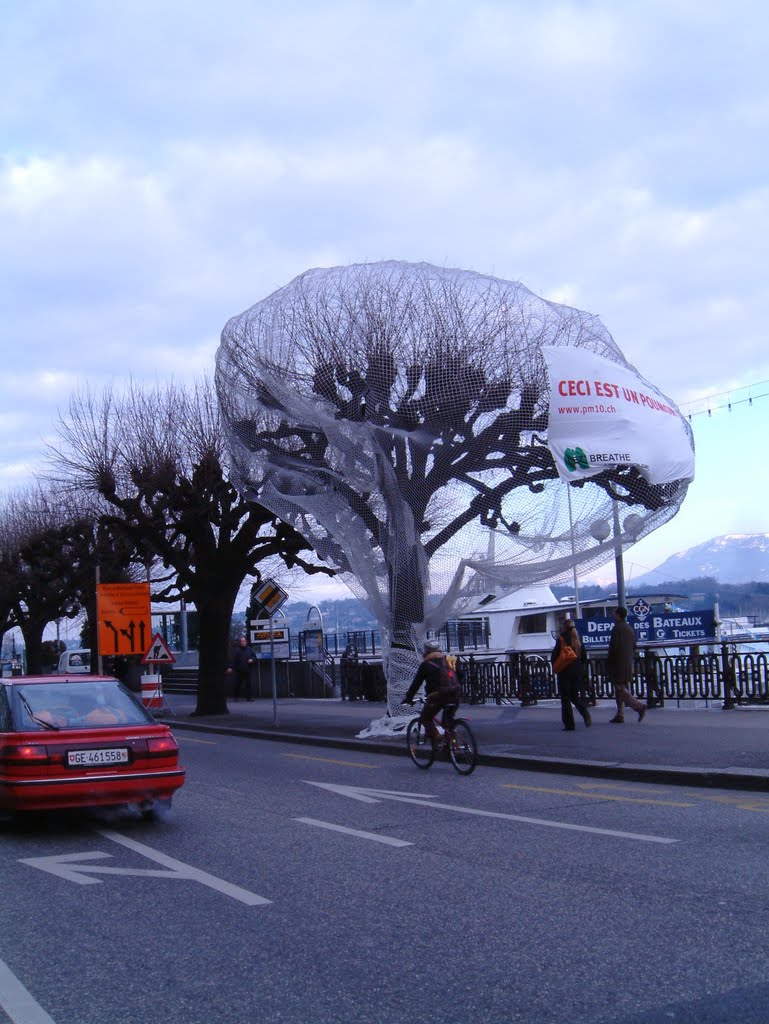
[158,694,769,791]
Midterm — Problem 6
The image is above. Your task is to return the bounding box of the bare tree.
[0,486,103,673]
[216,261,691,724]
[49,377,331,715]
[0,499,22,655]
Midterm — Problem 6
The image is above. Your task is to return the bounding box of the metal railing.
[455,642,769,708]
[290,641,769,707]
[168,639,767,707]
[295,624,490,659]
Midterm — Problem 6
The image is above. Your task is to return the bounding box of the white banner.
[541,346,695,486]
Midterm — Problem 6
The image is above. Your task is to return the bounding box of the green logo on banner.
[564,447,589,472]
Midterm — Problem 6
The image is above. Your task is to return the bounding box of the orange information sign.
[97,582,152,656]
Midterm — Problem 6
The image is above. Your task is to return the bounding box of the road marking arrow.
[20,830,271,905]
[18,850,178,885]
[294,817,413,847]
[305,783,431,804]
[305,782,678,845]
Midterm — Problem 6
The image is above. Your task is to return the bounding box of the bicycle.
[406,698,478,775]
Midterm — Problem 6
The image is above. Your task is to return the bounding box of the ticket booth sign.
[304,628,324,663]
[577,608,716,648]
[249,623,291,660]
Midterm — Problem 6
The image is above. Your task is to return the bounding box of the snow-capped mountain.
[632,534,769,586]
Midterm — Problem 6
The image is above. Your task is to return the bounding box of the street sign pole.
[95,565,103,674]
[612,500,627,609]
[270,612,277,726]
[249,577,288,727]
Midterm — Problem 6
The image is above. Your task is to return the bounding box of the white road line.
[96,829,272,904]
[294,817,413,847]
[306,782,678,844]
[0,957,56,1024]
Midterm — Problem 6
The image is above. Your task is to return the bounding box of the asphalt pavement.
[157,691,769,791]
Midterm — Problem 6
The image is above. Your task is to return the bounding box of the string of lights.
[679,379,769,421]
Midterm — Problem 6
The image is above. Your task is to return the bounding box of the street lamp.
[590,507,645,608]
[589,520,611,543]
[566,484,582,617]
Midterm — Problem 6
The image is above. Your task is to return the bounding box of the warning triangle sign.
[141,632,176,665]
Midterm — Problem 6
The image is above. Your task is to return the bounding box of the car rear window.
[11,680,154,731]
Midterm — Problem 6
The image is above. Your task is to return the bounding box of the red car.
[0,675,185,818]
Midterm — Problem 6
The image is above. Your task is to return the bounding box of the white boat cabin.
[457,586,694,655]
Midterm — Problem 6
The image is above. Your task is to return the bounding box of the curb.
[165,717,769,792]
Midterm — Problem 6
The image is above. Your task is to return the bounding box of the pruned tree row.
[45,377,331,714]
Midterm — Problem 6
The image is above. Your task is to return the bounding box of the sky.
[2,0,768,606]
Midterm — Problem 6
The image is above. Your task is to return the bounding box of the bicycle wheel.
[406,717,434,769]
[448,719,477,775]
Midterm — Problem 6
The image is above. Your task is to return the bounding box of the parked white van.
[56,649,91,674]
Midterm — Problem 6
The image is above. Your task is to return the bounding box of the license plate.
[67,748,129,767]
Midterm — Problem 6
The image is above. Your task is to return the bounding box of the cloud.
[1,0,768,590]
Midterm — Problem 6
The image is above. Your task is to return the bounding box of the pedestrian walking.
[607,607,647,723]
[227,636,255,701]
[551,619,592,730]
[341,643,360,700]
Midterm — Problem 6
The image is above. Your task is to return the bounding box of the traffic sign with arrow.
[97,582,151,656]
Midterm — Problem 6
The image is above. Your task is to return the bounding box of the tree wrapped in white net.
[216,261,693,731]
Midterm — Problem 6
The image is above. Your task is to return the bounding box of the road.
[2,732,768,1024]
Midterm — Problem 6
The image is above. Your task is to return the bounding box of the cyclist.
[403,640,460,752]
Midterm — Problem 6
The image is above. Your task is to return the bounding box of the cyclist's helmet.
[422,639,441,656]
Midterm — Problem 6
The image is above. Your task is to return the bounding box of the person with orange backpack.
[551,618,592,731]
[403,640,460,752]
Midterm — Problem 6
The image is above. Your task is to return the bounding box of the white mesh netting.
[215,261,693,731]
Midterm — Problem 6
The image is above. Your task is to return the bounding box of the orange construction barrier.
[141,673,164,710]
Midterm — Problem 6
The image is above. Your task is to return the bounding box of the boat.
[455,587,720,656]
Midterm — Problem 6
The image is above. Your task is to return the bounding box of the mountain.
[632,533,769,586]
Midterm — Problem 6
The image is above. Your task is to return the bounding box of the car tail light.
[0,743,52,765]
[147,735,179,757]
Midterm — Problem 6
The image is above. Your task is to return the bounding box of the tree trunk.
[20,619,47,675]
[384,545,430,717]
[192,590,238,716]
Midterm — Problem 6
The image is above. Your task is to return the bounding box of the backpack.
[552,638,578,674]
[438,655,459,695]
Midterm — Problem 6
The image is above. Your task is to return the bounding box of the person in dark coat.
[551,619,591,731]
[607,607,647,723]
[227,637,255,701]
[403,640,460,751]
[341,643,360,701]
